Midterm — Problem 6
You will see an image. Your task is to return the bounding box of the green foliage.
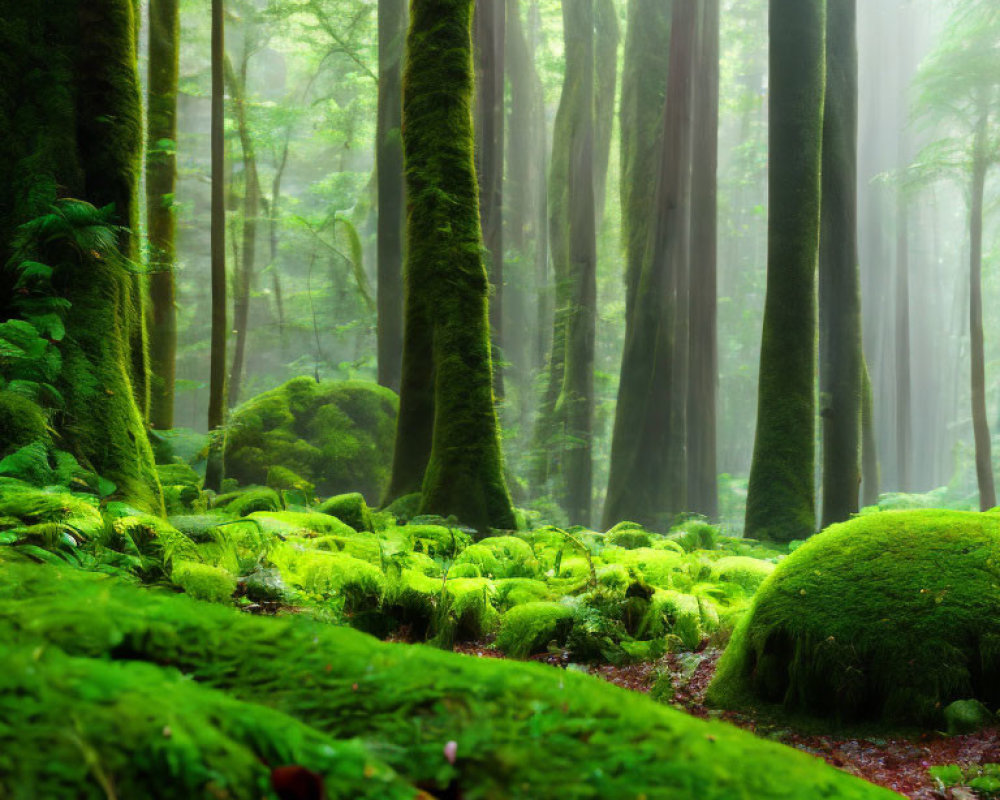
[930,763,1000,797]
[495,601,574,658]
[224,377,398,502]
[172,560,237,603]
[708,510,1000,724]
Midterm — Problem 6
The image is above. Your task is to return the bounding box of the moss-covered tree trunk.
[390,0,515,530]
[744,0,826,542]
[603,0,693,530]
[376,0,407,393]
[474,0,505,398]
[225,54,261,409]
[861,357,880,507]
[146,0,180,430]
[0,0,162,512]
[818,0,861,528]
[969,111,996,511]
[205,0,228,493]
[686,0,719,522]
[593,0,619,227]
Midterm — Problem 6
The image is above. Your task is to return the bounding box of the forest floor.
[452,641,1000,799]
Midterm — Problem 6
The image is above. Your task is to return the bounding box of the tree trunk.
[970,121,996,511]
[398,0,515,529]
[147,0,180,430]
[376,0,407,392]
[474,0,505,397]
[744,0,825,542]
[603,0,695,530]
[819,0,861,529]
[895,194,911,491]
[687,0,720,522]
[225,55,261,409]
[0,0,162,512]
[861,355,880,507]
[205,0,227,493]
[593,0,619,226]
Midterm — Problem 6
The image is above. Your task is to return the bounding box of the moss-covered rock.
[216,486,282,516]
[0,391,49,458]
[943,699,995,735]
[248,510,356,539]
[708,510,1000,724]
[0,556,897,799]
[317,492,374,532]
[171,561,237,603]
[495,601,574,658]
[711,556,776,593]
[224,377,398,502]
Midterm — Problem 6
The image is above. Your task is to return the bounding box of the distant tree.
[912,0,1000,511]
[147,0,180,430]
[475,0,505,396]
[206,0,228,492]
[387,0,515,529]
[819,0,862,528]
[744,0,826,542]
[377,0,407,392]
[687,0,720,522]
[604,0,696,529]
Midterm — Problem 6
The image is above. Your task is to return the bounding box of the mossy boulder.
[0,556,898,799]
[223,377,398,502]
[317,492,374,532]
[495,601,574,658]
[171,561,237,603]
[943,699,995,735]
[0,391,48,457]
[707,510,1000,725]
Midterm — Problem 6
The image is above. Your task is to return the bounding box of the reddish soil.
[450,641,1000,799]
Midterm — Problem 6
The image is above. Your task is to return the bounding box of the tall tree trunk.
[225,55,261,409]
[205,0,227,493]
[475,0,505,397]
[894,194,911,492]
[687,0,719,522]
[558,0,598,526]
[861,355,880,506]
[603,0,695,530]
[376,0,407,392]
[970,115,996,511]
[396,0,515,529]
[744,0,825,542]
[593,0,619,226]
[819,0,861,528]
[147,0,180,430]
[0,0,162,512]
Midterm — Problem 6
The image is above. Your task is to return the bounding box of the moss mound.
[495,601,574,658]
[707,510,1000,724]
[223,377,398,502]
[317,492,374,532]
[0,390,49,457]
[0,556,896,799]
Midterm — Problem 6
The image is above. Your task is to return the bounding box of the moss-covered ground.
[0,472,904,798]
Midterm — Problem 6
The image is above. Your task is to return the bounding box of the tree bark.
[861,356,880,506]
[744,0,826,542]
[397,0,515,529]
[0,0,162,512]
[687,0,720,522]
[474,0,505,397]
[970,114,996,511]
[376,0,407,392]
[603,0,695,530]
[224,54,261,409]
[205,0,227,493]
[146,0,180,430]
[819,0,861,529]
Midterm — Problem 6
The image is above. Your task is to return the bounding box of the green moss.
[495,601,574,658]
[0,642,410,799]
[607,528,654,549]
[943,699,995,735]
[248,510,356,539]
[0,479,104,540]
[317,492,374,532]
[494,577,553,609]
[266,464,315,498]
[408,523,472,558]
[0,556,899,798]
[639,589,709,650]
[171,560,236,603]
[383,491,422,521]
[708,511,1000,724]
[0,391,49,458]
[217,486,282,516]
[711,556,776,593]
[433,577,500,646]
[224,377,398,502]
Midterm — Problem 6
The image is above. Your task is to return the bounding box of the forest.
[3,0,1000,797]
